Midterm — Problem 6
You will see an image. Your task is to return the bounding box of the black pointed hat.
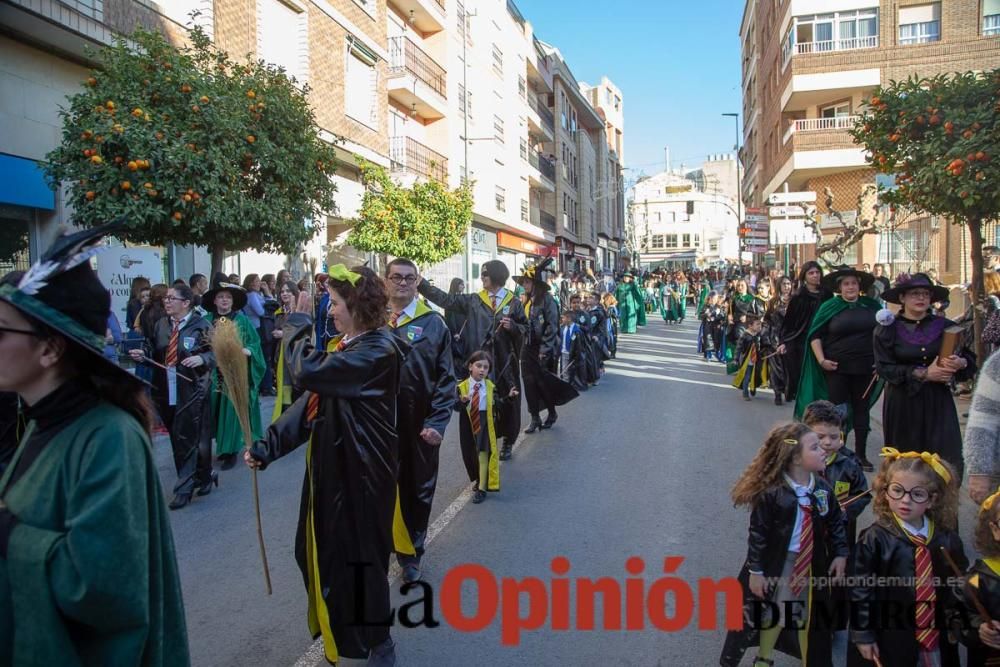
[0,217,142,385]
[202,272,248,313]
[514,256,556,286]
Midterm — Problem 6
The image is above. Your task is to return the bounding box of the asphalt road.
[159,316,982,666]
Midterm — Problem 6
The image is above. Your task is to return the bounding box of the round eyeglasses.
[886,482,931,504]
[387,274,418,285]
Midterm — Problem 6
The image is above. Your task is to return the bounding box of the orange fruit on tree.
[173,211,183,221]
[246,135,256,143]
[105,100,115,110]
[963,130,974,139]
[144,182,153,189]
[128,161,138,171]
[200,96,209,104]
[246,90,256,99]
[183,194,192,202]
[181,84,192,93]
[86,77,97,86]
[121,181,131,191]
[81,130,93,139]
[90,155,103,165]
[132,108,143,117]
[85,191,96,201]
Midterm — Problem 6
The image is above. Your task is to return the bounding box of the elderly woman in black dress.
[874,273,976,478]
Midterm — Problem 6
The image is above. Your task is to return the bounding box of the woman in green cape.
[203,274,265,470]
[614,272,646,334]
[793,267,883,470]
[0,221,188,666]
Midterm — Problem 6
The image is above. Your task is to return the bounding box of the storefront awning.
[0,154,54,210]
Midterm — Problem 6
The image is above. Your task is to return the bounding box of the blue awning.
[0,153,55,210]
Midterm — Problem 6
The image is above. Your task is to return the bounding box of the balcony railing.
[783,115,860,144]
[528,95,555,133]
[390,136,448,183]
[529,150,556,182]
[539,210,556,232]
[783,34,878,67]
[389,36,446,97]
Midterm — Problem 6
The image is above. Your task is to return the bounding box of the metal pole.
[462,11,474,288]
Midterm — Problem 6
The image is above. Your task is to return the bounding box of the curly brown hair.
[871,454,959,531]
[732,422,815,507]
[975,501,1000,558]
[328,266,388,331]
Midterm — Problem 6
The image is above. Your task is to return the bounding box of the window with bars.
[457,1,467,40]
[496,186,506,212]
[520,138,528,161]
[493,115,504,143]
[518,75,526,100]
[521,199,529,222]
[492,44,503,76]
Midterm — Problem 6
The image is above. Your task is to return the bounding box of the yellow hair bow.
[327,264,361,286]
[982,486,1000,511]
[880,447,952,485]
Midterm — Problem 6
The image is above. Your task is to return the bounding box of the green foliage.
[347,162,473,267]
[44,25,339,259]
[850,71,1000,222]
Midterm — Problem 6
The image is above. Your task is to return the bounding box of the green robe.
[615,281,646,333]
[696,284,710,317]
[659,282,688,322]
[207,311,265,455]
[793,295,885,426]
[0,402,189,666]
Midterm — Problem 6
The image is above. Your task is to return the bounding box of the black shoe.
[472,489,486,504]
[168,493,192,510]
[857,457,875,472]
[366,637,396,667]
[524,419,542,434]
[402,563,421,584]
[541,411,557,429]
[196,471,219,496]
[743,394,751,401]
[218,454,238,471]
[774,394,783,406]
[499,445,512,461]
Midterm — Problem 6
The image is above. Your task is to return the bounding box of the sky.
[515,0,744,183]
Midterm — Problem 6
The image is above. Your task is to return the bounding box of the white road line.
[292,432,526,667]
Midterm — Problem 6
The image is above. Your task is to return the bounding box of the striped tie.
[911,533,939,652]
[789,500,813,596]
[165,320,180,367]
[491,294,498,311]
[306,339,347,422]
[469,382,481,434]
[390,311,402,328]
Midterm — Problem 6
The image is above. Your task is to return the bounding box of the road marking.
[292,432,526,667]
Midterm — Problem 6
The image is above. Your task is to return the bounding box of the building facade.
[582,76,627,271]
[740,0,1000,282]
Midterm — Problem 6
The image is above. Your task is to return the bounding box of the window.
[686,201,695,216]
[493,115,504,143]
[682,233,691,247]
[821,102,851,118]
[492,44,503,75]
[570,108,578,133]
[520,138,528,161]
[655,212,661,222]
[665,234,679,249]
[709,239,719,252]
[787,9,878,56]
[694,234,701,247]
[457,1,467,40]
[495,186,506,212]
[518,75,526,100]
[899,4,940,44]
[258,0,307,83]
[985,0,1000,35]
[651,235,664,249]
[560,91,568,130]
[458,84,466,117]
[521,199,529,222]
[345,38,378,128]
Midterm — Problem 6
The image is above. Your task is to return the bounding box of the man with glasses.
[385,258,456,583]
[418,260,526,461]
[129,284,217,509]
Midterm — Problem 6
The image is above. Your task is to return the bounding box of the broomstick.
[134,354,194,382]
[211,318,272,595]
[940,546,994,625]
[839,489,872,510]
[861,371,879,400]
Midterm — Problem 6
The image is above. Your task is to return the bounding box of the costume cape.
[206,311,265,455]
[793,296,885,427]
[455,377,500,491]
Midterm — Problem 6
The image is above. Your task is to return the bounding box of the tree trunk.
[210,242,226,280]
[968,218,987,363]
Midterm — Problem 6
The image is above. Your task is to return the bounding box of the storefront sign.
[497,231,551,257]
[471,227,497,255]
[575,246,593,258]
[97,246,164,326]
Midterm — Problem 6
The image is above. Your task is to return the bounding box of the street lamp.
[722,113,741,256]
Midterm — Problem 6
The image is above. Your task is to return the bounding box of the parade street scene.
[6,0,1000,666]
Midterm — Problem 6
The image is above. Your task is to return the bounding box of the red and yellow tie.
[469,382,481,435]
[490,294,498,311]
[789,501,813,596]
[912,533,939,652]
[390,311,402,328]
[165,321,180,367]
[306,339,347,423]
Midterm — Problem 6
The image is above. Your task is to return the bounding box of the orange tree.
[348,161,473,266]
[44,25,339,275]
[851,71,1000,358]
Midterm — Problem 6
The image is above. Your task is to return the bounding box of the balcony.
[528,150,556,191]
[390,136,448,183]
[783,35,879,69]
[388,36,447,120]
[782,115,860,144]
[388,0,446,33]
[765,120,867,196]
[535,210,556,232]
[526,95,555,139]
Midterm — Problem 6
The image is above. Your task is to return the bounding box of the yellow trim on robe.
[271,328,342,423]
[478,289,514,313]
[303,334,346,663]
[392,299,434,329]
[458,377,500,491]
[392,487,417,555]
[731,347,769,391]
[983,557,1000,577]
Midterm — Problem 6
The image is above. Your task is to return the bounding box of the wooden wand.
[861,371,879,400]
[135,354,194,382]
[839,489,872,510]
[940,546,993,625]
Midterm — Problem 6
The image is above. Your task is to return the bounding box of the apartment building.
[0,0,390,285]
[741,0,1000,281]
[582,76,627,271]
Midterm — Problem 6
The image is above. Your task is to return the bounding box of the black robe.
[587,305,611,361]
[763,298,789,395]
[573,308,600,384]
[781,287,832,400]
[848,519,968,667]
[522,293,577,417]
[250,315,407,660]
[560,324,590,391]
[961,559,1000,666]
[874,314,977,479]
[418,281,525,444]
[389,307,456,558]
[721,478,849,667]
[143,312,216,495]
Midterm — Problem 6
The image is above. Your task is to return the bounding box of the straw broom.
[211,317,273,595]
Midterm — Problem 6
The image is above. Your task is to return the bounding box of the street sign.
[768,191,817,205]
[768,205,817,218]
[770,219,818,245]
[745,214,768,223]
